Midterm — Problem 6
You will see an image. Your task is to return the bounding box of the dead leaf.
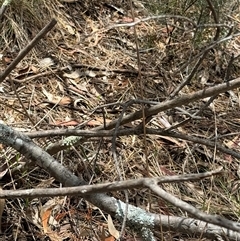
[66,25,75,35]
[225,136,240,151]
[105,236,115,241]
[121,16,135,23]
[41,208,52,233]
[46,230,63,241]
[59,19,76,35]
[51,120,79,127]
[40,199,59,233]
[37,177,55,188]
[31,65,39,73]
[85,70,96,77]
[63,70,81,79]
[26,205,42,229]
[87,118,111,127]
[42,87,72,106]
[3,56,12,63]
[98,225,107,241]
[107,215,119,239]
[68,79,89,93]
[87,119,102,126]
[39,57,54,68]
[159,135,184,147]
[159,166,176,176]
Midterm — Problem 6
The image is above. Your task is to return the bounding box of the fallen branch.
[26,126,240,160]
[148,183,240,234]
[0,168,222,199]
[25,124,240,160]
[0,18,57,83]
[43,76,240,154]
[0,123,239,240]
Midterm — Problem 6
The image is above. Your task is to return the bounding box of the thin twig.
[0,18,57,83]
[129,2,152,240]
[44,76,240,155]
[224,53,237,81]
[166,94,219,131]
[13,66,68,83]
[25,125,240,161]
[111,99,131,240]
[0,168,222,198]
[205,0,220,40]
[0,0,12,19]
[179,32,240,73]
[148,183,240,232]
[147,128,240,159]
[1,58,37,129]
[87,15,197,37]
[169,51,209,98]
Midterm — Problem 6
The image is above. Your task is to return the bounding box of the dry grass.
[0,0,240,240]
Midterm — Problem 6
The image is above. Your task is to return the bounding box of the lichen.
[62,136,81,146]
[115,199,155,228]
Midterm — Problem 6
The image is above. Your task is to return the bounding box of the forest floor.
[0,0,240,240]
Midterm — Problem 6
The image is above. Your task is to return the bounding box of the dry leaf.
[41,199,58,233]
[159,166,176,176]
[39,57,54,68]
[42,208,52,233]
[98,225,107,241]
[105,236,115,241]
[46,231,63,241]
[52,120,79,127]
[107,215,119,239]
[26,206,41,229]
[121,16,135,23]
[3,56,12,63]
[85,70,96,77]
[159,135,184,147]
[87,118,111,127]
[42,87,72,105]
[225,136,240,151]
[66,25,75,35]
[68,79,88,92]
[0,169,8,179]
[87,119,102,126]
[16,64,39,75]
[31,65,39,73]
[63,70,81,79]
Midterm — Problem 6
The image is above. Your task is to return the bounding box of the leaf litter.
[0,0,240,240]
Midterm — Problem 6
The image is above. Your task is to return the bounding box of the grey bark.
[0,124,239,240]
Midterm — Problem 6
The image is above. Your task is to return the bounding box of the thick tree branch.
[0,124,239,240]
